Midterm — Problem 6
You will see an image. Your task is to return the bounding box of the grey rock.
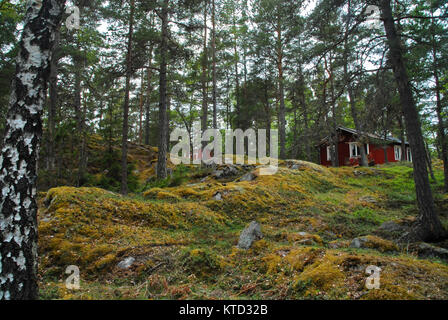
[213,192,222,201]
[240,172,257,182]
[213,164,240,179]
[350,237,369,249]
[238,221,263,249]
[416,243,448,261]
[117,257,135,269]
[213,170,224,178]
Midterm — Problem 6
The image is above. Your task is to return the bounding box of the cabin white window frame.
[406,147,412,162]
[349,142,359,158]
[394,145,402,161]
[349,142,370,159]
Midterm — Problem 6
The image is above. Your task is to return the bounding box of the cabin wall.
[320,142,351,167]
[320,142,406,167]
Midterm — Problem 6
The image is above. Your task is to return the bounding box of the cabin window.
[394,145,402,160]
[349,142,369,158]
[349,143,359,158]
[406,147,412,162]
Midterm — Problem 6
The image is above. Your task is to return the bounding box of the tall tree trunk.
[211,0,217,129]
[166,91,171,151]
[73,60,83,132]
[121,0,135,195]
[297,70,311,162]
[78,90,87,186]
[157,0,169,179]
[0,0,65,300]
[398,115,407,161]
[233,23,240,129]
[263,73,271,153]
[201,0,208,132]
[145,44,154,146]
[276,20,286,160]
[225,72,231,129]
[138,69,144,144]
[381,0,446,241]
[47,29,60,171]
[432,44,448,192]
[425,140,436,181]
[291,107,299,159]
[326,56,339,167]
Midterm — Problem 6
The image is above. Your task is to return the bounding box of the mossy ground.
[37,158,448,300]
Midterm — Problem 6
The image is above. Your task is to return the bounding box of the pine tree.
[380,0,446,241]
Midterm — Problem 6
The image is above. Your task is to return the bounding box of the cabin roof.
[318,126,409,146]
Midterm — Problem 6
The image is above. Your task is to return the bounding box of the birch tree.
[0,0,66,300]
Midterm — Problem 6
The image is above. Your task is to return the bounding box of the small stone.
[117,257,135,269]
[213,192,222,201]
[237,221,263,249]
[350,237,369,249]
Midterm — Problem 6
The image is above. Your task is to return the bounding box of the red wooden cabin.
[318,126,412,167]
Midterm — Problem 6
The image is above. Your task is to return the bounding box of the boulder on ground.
[238,221,263,249]
[415,243,448,262]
